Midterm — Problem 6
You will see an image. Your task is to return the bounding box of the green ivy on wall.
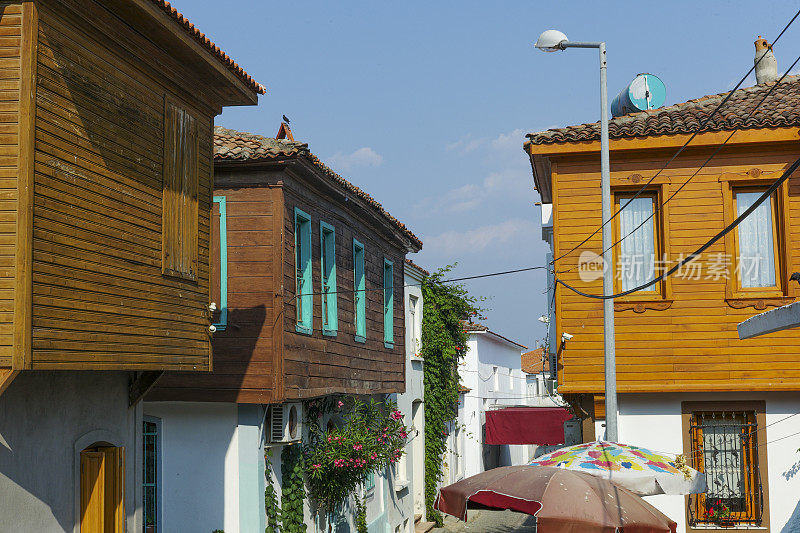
[265,448,282,533]
[421,266,482,526]
[281,444,307,533]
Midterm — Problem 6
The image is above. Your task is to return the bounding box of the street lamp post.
[535,30,618,442]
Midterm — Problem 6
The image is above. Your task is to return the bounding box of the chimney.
[754,36,778,85]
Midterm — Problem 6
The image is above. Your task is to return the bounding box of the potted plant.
[705,500,733,527]
[145,516,155,533]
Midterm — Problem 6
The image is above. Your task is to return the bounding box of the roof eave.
[123,0,263,106]
[526,125,800,157]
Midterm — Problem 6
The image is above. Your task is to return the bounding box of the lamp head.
[535,30,568,52]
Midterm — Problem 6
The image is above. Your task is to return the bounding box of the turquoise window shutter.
[383,258,393,348]
[353,239,366,342]
[294,208,312,334]
[320,221,337,335]
[212,196,227,330]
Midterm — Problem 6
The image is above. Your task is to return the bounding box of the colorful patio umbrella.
[529,441,706,496]
[435,465,677,533]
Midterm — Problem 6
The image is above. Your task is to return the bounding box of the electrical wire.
[557,153,800,299]
[558,50,800,276]
[548,7,800,267]
[287,265,549,300]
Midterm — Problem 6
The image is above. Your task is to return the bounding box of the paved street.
[432,510,536,533]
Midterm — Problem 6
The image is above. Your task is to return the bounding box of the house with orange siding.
[526,72,800,531]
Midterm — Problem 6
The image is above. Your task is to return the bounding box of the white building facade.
[455,325,528,479]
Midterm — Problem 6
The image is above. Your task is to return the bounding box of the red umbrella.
[435,466,677,533]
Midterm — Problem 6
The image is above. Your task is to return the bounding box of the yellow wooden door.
[80,446,125,533]
[80,451,105,533]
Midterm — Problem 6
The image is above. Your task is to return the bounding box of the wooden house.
[0,1,262,532]
[526,74,800,530]
[142,126,422,531]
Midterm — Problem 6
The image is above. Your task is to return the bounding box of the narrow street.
[432,510,536,533]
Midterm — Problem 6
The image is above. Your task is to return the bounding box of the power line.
[558,50,800,276]
[287,265,549,300]
[548,7,800,266]
[557,153,800,299]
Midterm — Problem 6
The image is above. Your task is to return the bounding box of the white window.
[409,295,420,355]
[492,366,499,391]
[735,191,777,288]
[618,195,656,291]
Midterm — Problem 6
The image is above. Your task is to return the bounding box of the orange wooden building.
[0,1,262,531]
[526,75,800,530]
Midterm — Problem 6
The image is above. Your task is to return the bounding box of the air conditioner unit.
[269,402,304,443]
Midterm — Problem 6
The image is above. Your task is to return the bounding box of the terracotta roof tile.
[214,127,421,251]
[521,348,546,374]
[527,76,800,146]
[404,258,430,277]
[462,322,489,332]
[151,1,265,95]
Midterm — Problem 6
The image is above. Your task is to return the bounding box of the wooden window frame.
[611,186,672,303]
[353,239,366,343]
[320,221,337,336]
[212,196,228,331]
[162,96,199,281]
[383,257,394,348]
[294,208,313,335]
[721,172,792,306]
[681,400,769,531]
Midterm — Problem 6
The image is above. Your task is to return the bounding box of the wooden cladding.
[26,0,213,371]
[162,99,199,280]
[550,145,800,393]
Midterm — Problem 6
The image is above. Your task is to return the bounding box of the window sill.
[296,324,312,335]
[322,329,337,337]
[726,295,794,311]
[410,356,424,363]
[355,335,366,344]
[384,342,394,349]
[614,299,673,313]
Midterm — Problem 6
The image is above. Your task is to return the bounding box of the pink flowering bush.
[304,396,409,509]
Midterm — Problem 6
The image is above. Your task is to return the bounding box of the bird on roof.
[754,36,778,85]
[282,115,291,124]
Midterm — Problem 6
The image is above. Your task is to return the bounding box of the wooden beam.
[738,301,800,339]
[14,0,38,370]
[129,371,163,406]
[0,369,19,396]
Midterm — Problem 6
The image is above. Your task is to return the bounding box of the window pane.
[736,192,776,288]
[619,197,655,291]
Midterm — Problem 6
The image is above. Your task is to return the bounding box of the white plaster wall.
[143,401,240,533]
[618,392,800,533]
[0,371,140,533]
[458,332,528,479]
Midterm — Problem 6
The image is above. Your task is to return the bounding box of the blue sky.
[181,0,796,348]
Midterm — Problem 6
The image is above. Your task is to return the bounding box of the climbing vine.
[265,448,282,533]
[281,444,307,533]
[422,265,482,526]
[355,494,368,533]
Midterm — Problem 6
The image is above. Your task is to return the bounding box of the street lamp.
[535,30,618,443]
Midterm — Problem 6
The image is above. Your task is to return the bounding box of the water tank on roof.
[611,73,666,117]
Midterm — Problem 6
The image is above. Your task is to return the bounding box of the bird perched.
[282,114,291,124]
[754,36,778,85]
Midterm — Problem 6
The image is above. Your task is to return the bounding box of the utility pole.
[535,31,618,442]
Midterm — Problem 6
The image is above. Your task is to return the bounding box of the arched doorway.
[80,443,125,533]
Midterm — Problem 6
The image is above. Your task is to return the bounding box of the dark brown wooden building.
[150,126,423,403]
[0,2,262,531]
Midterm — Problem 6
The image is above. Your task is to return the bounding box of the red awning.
[484,407,572,445]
